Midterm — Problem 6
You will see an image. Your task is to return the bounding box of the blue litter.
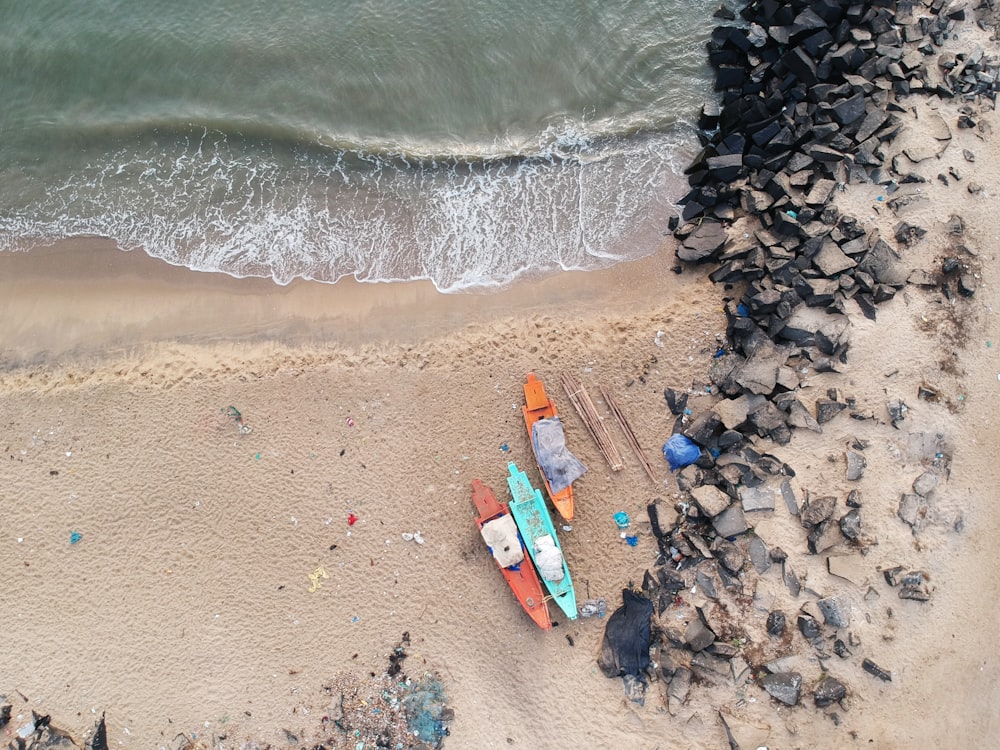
[625,535,639,547]
[613,511,630,530]
[736,302,750,317]
[785,209,798,219]
[70,531,82,545]
[500,443,509,452]
[402,673,449,746]
[662,434,701,472]
[714,348,726,358]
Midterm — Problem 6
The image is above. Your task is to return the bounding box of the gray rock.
[780,478,800,515]
[784,564,801,597]
[749,536,771,574]
[695,569,718,599]
[814,676,847,707]
[839,509,862,541]
[762,672,802,706]
[887,397,908,427]
[797,614,820,639]
[683,410,722,446]
[801,494,837,528]
[690,484,732,518]
[898,493,931,532]
[714,539,744,574]
[667,666,692,714]
[740,485,776,512]
[684,618,716,652]
[815,398,847,424]
[713,395,750,430]
[845,450,867,481]
[713,504,749,538]
[818,594,852,628]
[912,471,939,497]
[808,519,842,555]
[679,221,728,262]
[766,610,786,636]
[813,239,857,275]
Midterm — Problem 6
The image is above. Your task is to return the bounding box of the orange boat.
[471,478,552,630]
[522,372,575,522]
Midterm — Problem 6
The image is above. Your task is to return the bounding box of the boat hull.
[472,479,552,630]
[522,372,575,522]
[505,462,577,620]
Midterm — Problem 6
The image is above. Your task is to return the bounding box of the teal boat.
[505,461,577,620]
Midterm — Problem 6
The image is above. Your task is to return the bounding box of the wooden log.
[600,385,659,485]
[559,372,624,472]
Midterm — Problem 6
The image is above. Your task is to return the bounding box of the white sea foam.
[0,124,694,292]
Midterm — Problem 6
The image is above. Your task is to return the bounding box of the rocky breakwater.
[609,0,998,743]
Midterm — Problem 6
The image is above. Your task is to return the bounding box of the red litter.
[348,513,359,526]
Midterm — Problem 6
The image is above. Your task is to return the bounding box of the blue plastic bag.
[662,434,700,472]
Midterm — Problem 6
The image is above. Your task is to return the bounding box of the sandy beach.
[4,6,1000,750]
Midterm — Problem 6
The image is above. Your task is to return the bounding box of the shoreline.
[0,234,693,367]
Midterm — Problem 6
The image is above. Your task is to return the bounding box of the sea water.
[0,0,719,292]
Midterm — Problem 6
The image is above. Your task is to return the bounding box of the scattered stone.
[800,494,837,528]
[798,614,820,639]
[740,485,776,512]
[780,479,799,516]
[691,484,733,518]
[899,585,931,601]
[817,594,852,628]
[839,509,862,541]
[685,617,717,653]
[767,610,786,637]
[696,569,719,599]
[762,672,802,706]
[667,667,692,713]
[883,565,905,587]
[713,504,750,538]
[845,450,867,481]
[679,221,728,262]
[815,398,847,424]
[887,397,908,428]
[912,471,939,497]
[749,536,771,574]
[898,493,931,532]
[814,676,848,707]
[714,539,745,574]
[808,518,843,554]
[862,657,892,682]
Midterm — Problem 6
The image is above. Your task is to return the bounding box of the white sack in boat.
[480,514,524,568]
[534,534,565,581]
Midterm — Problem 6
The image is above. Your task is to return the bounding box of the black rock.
[814,675,848,707]
[679,221,729,263]
[801,494,837,528]
[818,594,851,628]
[767,610,786,636]
[834,638,850,658]
[664,388,689,416]
[0,704,9,729]
[883,565,904,587]
[839,508,862,540]
[798,614,821,639]
[862,657,892,682]
[815,398,847,424]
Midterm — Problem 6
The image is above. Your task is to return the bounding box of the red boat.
[472,478,552,630]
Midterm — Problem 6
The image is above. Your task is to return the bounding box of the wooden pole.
[599,384,659,485]
[559,372,624,472]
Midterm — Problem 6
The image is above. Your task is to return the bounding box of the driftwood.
[600,385,658,485]
[560,372,624,472]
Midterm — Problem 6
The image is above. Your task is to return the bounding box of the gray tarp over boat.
[531,417,587,494]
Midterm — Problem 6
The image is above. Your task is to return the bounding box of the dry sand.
[3,31,1000,750]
